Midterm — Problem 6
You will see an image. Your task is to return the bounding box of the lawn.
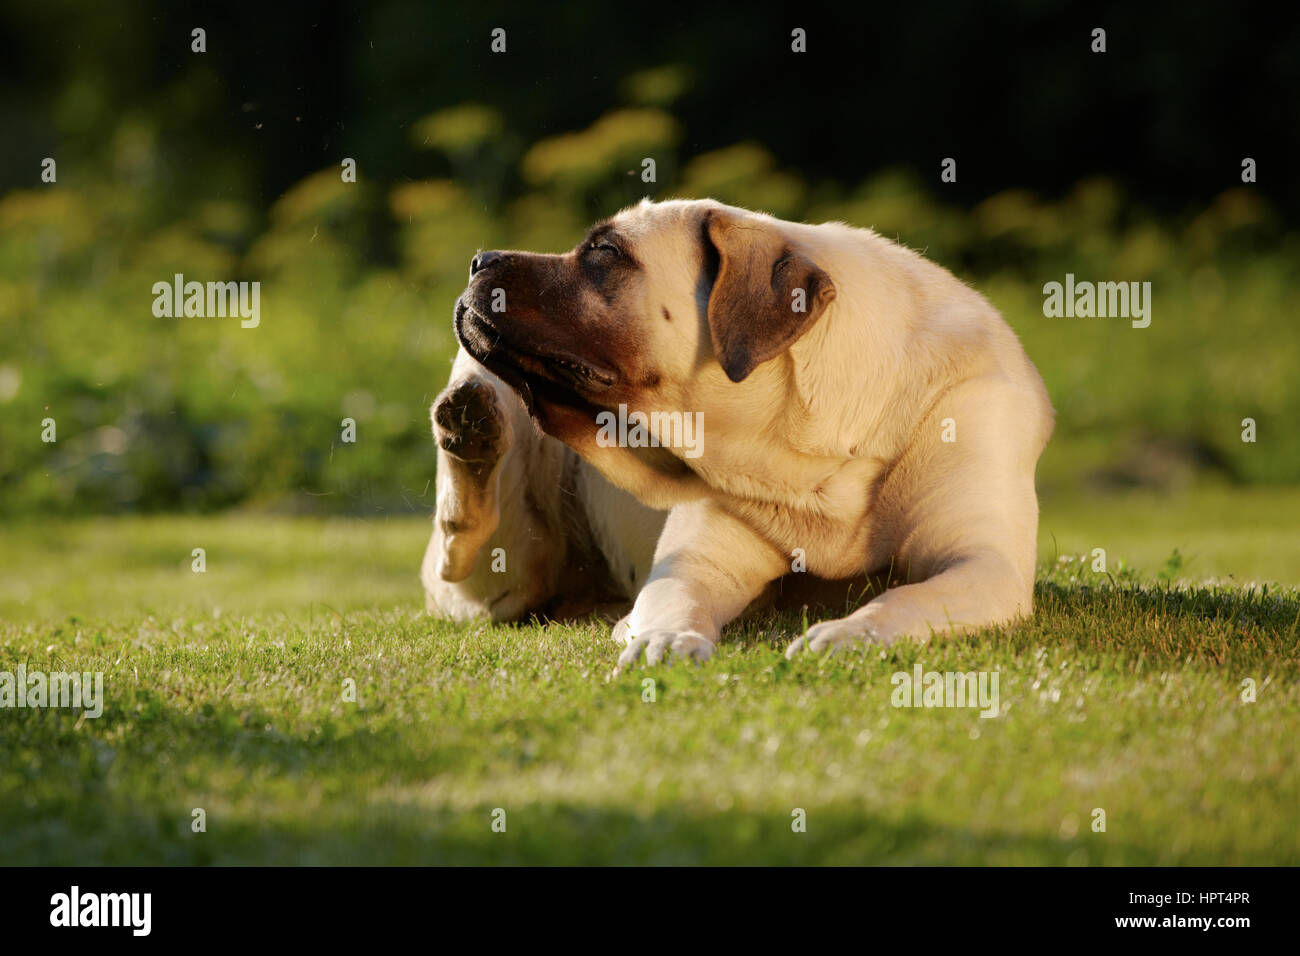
[1,487,1298,865]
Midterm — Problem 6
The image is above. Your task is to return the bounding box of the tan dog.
[423,199,1054,666]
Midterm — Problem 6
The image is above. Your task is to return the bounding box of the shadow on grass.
[2,702,1154,865]
[51,801,1157,865]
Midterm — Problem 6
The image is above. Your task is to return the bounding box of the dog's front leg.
[784,546,1034,657]
[613,501,787,668]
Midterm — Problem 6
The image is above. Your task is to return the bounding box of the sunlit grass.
[2,496,1298,864]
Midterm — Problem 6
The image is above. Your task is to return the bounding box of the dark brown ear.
[704,209,836,383]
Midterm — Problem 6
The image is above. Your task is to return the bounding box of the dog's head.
[454,199,837,472]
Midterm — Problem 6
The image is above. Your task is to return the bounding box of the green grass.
[1039,484,1300,584]
[2,490,1299,865]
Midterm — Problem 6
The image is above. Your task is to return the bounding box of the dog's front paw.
[785,602,927,658]
[616,629,715,670]
[611,614,635,647]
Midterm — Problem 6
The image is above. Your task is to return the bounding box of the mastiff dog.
[422,199,1054,667]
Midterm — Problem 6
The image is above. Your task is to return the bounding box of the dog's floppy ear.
[704,209,836,383]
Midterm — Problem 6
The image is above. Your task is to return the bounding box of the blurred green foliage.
[1,92,1297,515]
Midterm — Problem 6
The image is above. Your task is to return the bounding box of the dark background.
[3,0,1297,223]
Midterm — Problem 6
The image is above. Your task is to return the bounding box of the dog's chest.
[727,457,887,578]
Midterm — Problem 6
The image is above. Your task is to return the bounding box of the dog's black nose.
[470,250,503,276]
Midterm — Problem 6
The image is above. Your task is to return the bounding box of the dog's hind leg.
[429,371,512,585]
[421,349,552,621]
